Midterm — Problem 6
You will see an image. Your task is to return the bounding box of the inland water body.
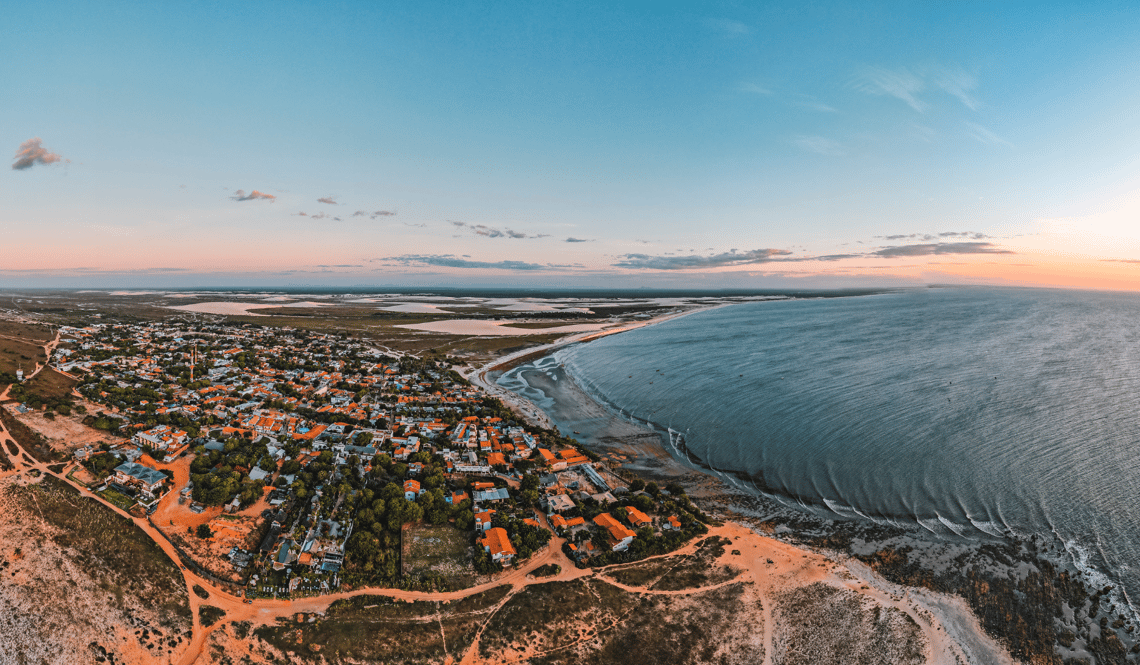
[499,286,1140,610]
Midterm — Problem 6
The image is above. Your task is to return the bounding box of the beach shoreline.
[464,303,730,430]
[484,306,1125,665]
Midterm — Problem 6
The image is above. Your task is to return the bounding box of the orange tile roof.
[594,513,636,543]
[626,507,652,527]
[480,527,516,559]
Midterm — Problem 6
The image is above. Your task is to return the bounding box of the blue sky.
[5,1,1140,288]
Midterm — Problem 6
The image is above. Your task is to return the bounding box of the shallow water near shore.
[500,286,1140,615]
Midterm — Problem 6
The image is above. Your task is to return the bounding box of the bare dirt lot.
[7,404,119,456]
[403,522,479,589]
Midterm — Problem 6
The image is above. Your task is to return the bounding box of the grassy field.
[402,522,478,589]
[0,320,54,341]
[7,475,191,627]
[0,338,46,377]
[18,366,78,401]
[97,487,136,511]
[252,585,512,663]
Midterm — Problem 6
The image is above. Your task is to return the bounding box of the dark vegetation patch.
[192,584,209,600]
[6,475,191,627]
[858,541,1091,664]
[230,621,252,640]
[530,563,561,578]
[0,437,11,471]
[252,585,511,663]
[199,605,226,627]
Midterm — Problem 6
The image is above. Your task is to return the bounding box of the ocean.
[500,286,1140,612]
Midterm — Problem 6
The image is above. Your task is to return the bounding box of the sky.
[5,0,1140,290]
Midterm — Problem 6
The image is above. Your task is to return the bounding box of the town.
[8,318,709,599]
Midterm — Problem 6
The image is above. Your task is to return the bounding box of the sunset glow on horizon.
[5,2,1140,291]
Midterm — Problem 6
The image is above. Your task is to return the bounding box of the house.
[448,490,470,505]
[550,514,585,531]
[475,509,496,532]
[479,527,516,565]
[273,539,293,570]
[664,515,682,531]
[625,506,652,528]
[111,462,167,498]
[544,493,575,513]
[403,479,422,501]
[474,487,510,504]
[593,513,636,551]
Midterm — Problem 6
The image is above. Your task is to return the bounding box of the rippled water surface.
[552,287,1140,600]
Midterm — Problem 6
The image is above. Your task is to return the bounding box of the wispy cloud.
[450,221,549,239]
[353,210,396,219]
[852,66,927,111]
[565,237,593,243]
[793,135,845,156]
[793,98,838,113]
[877,231,991,241]
[853,65,982,113]
[614,248,794,270]
[934,67,979,110]
[231,189,276,202]
[614,240,1011,270]
[12,137,67,170]
[964,122,1012,147]
[317,196,338,205]
[871,242,1013,258]
[380,255,555,271]
[737,82,772,95]
[705,18,750,35]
